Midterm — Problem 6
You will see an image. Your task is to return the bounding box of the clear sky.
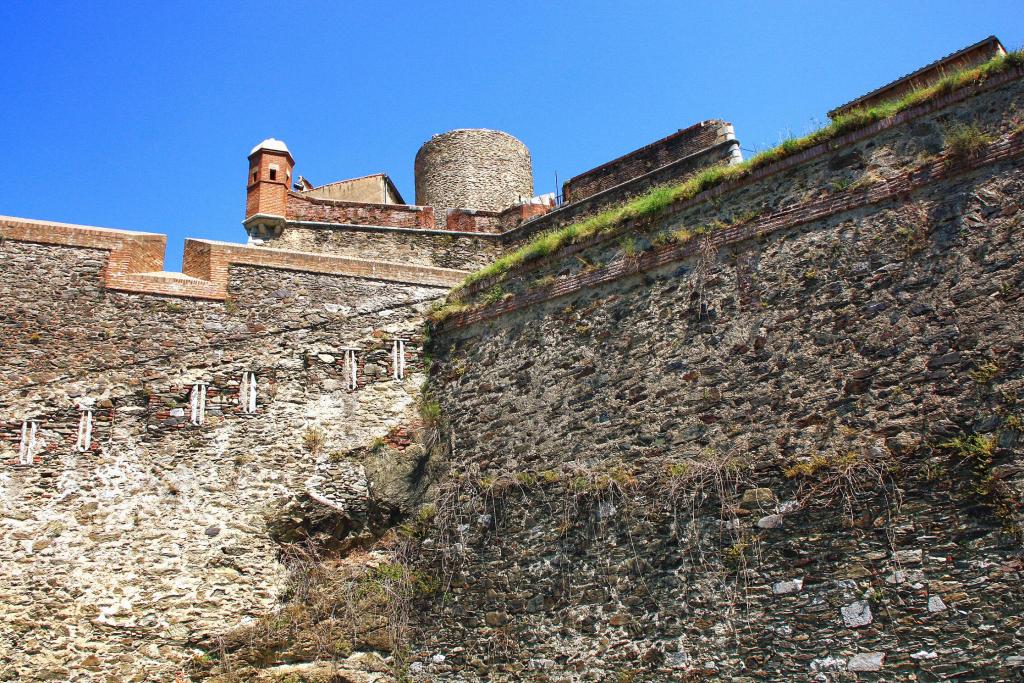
[2,1,1022,270]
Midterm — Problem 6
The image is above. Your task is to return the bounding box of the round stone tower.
[414,129,533,223]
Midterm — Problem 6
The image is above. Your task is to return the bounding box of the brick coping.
[0,215,466,299]
[438,127,1024,331]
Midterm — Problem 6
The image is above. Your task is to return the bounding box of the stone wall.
[412,71,1024,681]
[254,223,506,271]
[0,237,446,681]
[562,119,737,203]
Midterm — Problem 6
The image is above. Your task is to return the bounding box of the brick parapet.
[443,208,501,233]
[440,122,1024,330]
[281,193,550,241]
[502,138,741,249]
[286,192,435,228]
[0,216,466,300]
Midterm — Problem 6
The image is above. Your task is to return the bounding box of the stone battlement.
[0,215,467,300]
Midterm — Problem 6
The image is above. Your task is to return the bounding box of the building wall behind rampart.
[287,193,434,228]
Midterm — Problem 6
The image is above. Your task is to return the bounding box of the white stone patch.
[848,652,885,671]
[773,577,803,594]
[76,409,94,451]
[240,371,258,413]
[810,656,847,672]
[757,514,784,529]
[893,548,923,565]
[778,499,801,513]
[190,383,207,425]
[885,570,907,584]
[18,420,40,464]
[928,595,947,612]
[841,600,873,628]
[911,650,938,660]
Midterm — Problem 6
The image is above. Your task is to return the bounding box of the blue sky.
[1,1,1021,269]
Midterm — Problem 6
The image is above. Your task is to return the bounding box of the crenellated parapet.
[0,215,466,300]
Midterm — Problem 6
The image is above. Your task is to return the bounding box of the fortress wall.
[413,73,1024,680]
[258,223,505,271]
[562,119,737,203]
[0,236,446,681]
[504,133,743,250]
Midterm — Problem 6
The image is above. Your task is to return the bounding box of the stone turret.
[414,129,533,225]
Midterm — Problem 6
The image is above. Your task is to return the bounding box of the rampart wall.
[4,51,1024,683]
[0,226,449,681]
[261,194,552,271]
[413,70,1024,681]
[506,129,743,248]
[259,224,504,271]
[562,119,737,203]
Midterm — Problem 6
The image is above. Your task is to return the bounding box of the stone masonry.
[0,231,446,680]
[2,41,1022,683]
[414,67,1024,681]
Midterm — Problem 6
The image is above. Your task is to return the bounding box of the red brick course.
[287,193,435,228]
[285,193,550,236]
[246,148,293,219]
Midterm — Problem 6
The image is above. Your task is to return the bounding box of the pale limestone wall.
[0,242,443,681]
[299,175,402,205]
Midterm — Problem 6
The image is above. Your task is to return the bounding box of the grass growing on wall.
[434,49,1024,317]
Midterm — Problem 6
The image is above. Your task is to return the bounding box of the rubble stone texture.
[1,61,1023,683]
[0,243,442,680]
[417,72,1024,681]
[414,129,533,223]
